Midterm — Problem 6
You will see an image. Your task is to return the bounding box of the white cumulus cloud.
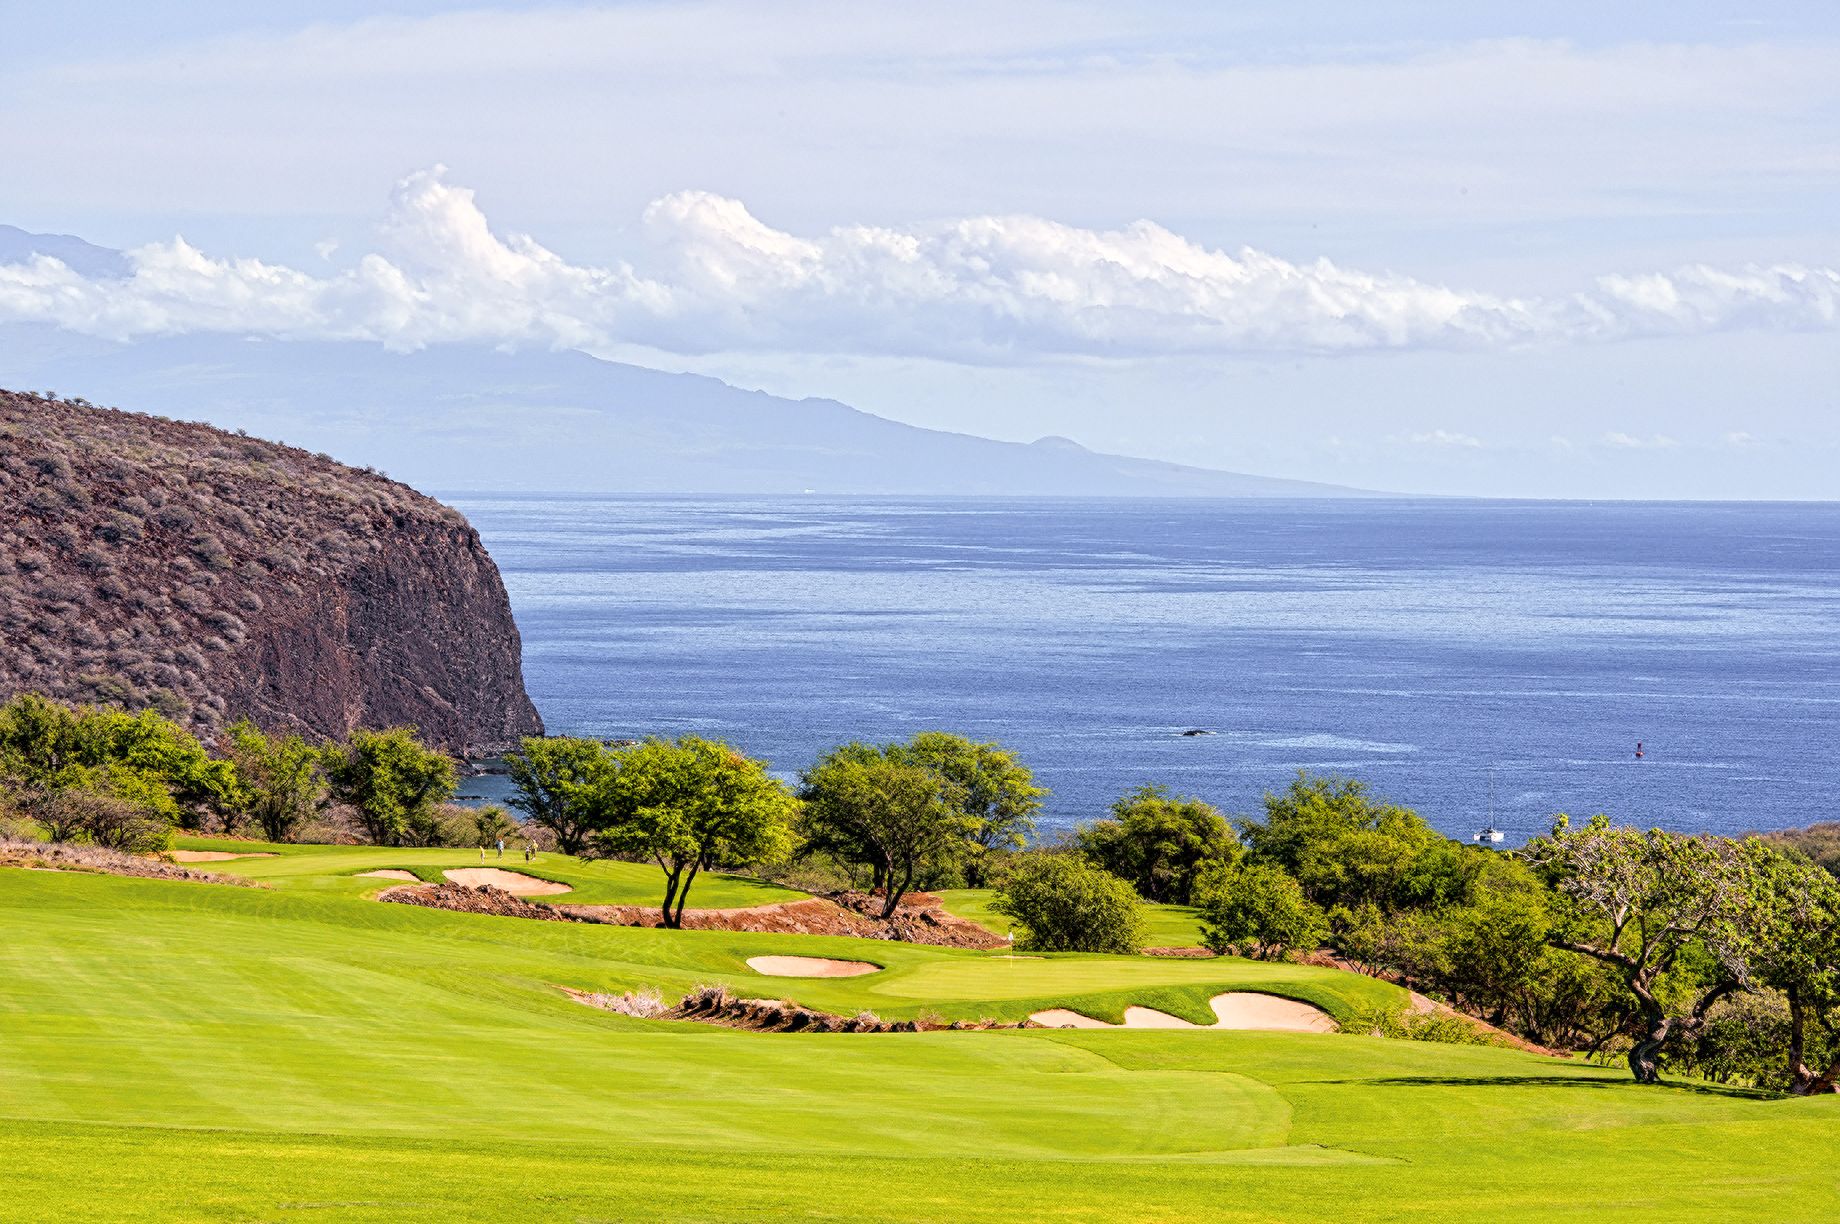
[1,168,1837,364]
[1409,430,1485,449]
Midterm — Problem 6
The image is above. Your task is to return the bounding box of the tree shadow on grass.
[1356,1074,1775,1100]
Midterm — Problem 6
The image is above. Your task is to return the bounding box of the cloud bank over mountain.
[2,170,1834,364]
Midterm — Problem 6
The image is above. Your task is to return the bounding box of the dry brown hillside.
[0,390,542,755]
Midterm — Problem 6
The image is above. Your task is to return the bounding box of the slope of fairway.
[4,867,1838,1222]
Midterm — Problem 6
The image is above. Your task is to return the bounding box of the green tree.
[1195,862,1328,960]
[36,763,178,852]
[323,727,456,847]
[799,741,977,917]
[0,693,233,843]
[993,853,1145,954]
[1526,815,1760,1084]
[223,720,326,843]
[469,805,518,847]
[591,737,797,928]
[1241,773,1470,912]
[1742,838,1840,1093]
[504,736,610,854]
[904,731,1045,884]
[1075,784,1238,904]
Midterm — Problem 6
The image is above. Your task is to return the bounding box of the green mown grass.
[2,865,1837,1221]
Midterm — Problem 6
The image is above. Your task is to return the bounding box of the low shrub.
[992,852,1145,954]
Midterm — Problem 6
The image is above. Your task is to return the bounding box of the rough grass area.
[3,865,1837,1221]
[0,836,258,885]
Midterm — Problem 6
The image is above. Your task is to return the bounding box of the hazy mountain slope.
[0,327,1367,496]
[0,223,1364,496]
[0,225,130,279]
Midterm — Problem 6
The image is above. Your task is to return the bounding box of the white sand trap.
[1123,1006,1198,1028]
[745,955,881,978]
[1029,1008,1112,1029]
[1207,992,1338,1033]
[357,869,421,882]
[166,850,277,862]
[442,868,571,896]
[1031,992,1336,1033]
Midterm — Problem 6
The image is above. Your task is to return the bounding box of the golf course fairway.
[3,853,1837,1221]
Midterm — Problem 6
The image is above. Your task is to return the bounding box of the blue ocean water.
[451,496,1840,844]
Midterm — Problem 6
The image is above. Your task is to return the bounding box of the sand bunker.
[1028,1008,1112,1029]
[165,850,278,863]
[357,869,421,882]
[1207,992,1338,1032]
[745,955,882,978]
[442,868,571,896]
[1030,992,1336,1033]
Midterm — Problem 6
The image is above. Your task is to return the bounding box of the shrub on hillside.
[1346,1005,1502,1047]
[37,773,176,853]
[1075,784,1239,904]
[992,853,1145,954]
[322,726,456,846]
[223,720,326,843]
[1194,862,1328,961]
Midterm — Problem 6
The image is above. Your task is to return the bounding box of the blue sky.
[3,2,1837,497]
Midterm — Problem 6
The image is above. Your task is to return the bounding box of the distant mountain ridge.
[0,226,1371,498]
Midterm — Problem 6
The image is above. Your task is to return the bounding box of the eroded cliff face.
[0,390,542,755]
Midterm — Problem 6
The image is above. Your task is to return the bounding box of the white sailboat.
[1474,770,1505,844]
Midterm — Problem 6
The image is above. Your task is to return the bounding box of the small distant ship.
[1473,769,1505,845]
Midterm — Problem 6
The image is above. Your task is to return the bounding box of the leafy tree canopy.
[904,731,1044,861]
[1241,772,1471,912]
[0,692,237,842]
[993,853,1145,954]
[799,740,978,917]
[1075,783,1238,904]
[323,727,456,847]
[1526,814,1760,1083]
[505,736,613,854]
[592,736,798,928]
[223,720,326,843]
[1194,862,1327,960]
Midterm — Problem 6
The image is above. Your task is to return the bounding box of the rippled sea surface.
[451,496,1840,842]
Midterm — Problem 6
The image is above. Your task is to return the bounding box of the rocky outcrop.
[380,882,568,920]
[0,390,541,754]
[568,984,1027,1034]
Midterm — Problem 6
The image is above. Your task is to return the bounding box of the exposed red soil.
[379,881,570,921]
[1142,945,1217,958]
[560,891,1007,949]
